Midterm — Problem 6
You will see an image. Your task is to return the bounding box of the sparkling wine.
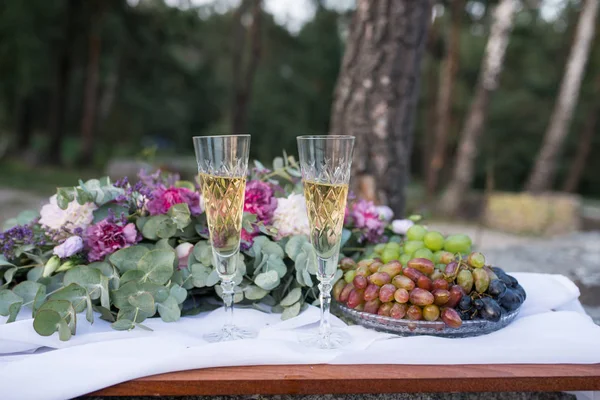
[199,173,246,257]
[303,180,349,261]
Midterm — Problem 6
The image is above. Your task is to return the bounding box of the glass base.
[298,328,352,350]
[203,325,258,343]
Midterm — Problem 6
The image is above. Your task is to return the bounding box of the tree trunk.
[525,0,599,193]
[231,0,262,134]
[439,0,516,215]
[562,75,600,193]
[329,0,432,217]
[422,13,439,200]
[79,0,105,166]
[48,0,79,165]
[426,0,464,198]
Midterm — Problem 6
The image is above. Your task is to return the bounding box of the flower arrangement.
[0,154,409,340]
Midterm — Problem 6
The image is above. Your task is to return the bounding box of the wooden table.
[90,364,600,396]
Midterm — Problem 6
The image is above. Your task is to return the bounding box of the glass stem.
[319,280,332,339]
[317,256,336,340]
[221,278,235,329]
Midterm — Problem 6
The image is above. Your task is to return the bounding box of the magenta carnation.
[244,180,277,224]
[349,199,385,243]
[146,187,201,216]
[85,220,140,262]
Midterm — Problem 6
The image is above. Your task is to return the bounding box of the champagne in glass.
[297,135,354,349]
[193,135,257,342]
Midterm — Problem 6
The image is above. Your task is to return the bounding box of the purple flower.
[146,187,201,216]
[53,236,84,258]
[244,180,277,224]
[85,220,141,262]
[348,199,386,244]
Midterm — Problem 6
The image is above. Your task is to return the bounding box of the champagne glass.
[297,135,355,349]
[193,135,257,342]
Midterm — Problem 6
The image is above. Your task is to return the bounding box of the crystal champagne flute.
[297,135,355,349]
[193,134,257,342]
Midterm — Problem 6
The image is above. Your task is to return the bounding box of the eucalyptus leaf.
[49,283,89,313]
[157,295,180,322]
[3,268,17,286]
[244,285,268,300]
[141,215,171,240]
[27,266,44,282]
[285,235,308,261]
[32,285,47,315]
[155,238,174,250]
[13,281,43,306]
[172,267,194,290]
[156,218,177,239]
[273,156,284,171]
[137,249,175,285]
[280,287,302,307]
[94,306,115,322]
[90,262,120,290]
[169,284,187,304]
[265,254,287,278]
[128,291,155,315]
[111,319,134,331]
[120,269,145,285]
[254,270,280,291]
[281,301,302,320]
[139,282,169,303]
[192,241,212,266]
[64,266,103,300]
[93,204,129,224]
[190,263,212,288]
[33,309,62,336]
[168,203,191,230]
[302,269,313,287]
[0,289,23,317]
[111,281,140,309]
[205,269,220,287]
[109,246,149,273]
[0,256,16,268]
[340,229,352,248]
[135,323,153,331]
[117,306,152,323]
[271,304,284,314]
[58,320,72,341]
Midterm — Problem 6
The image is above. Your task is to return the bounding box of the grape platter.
[333,224,526,336]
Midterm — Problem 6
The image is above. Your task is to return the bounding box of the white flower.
[39,195,97,231]
[272,194,310,239]
[175,242,194,268]
[53,236,84,258]
[375,205,394,222]
[391,219,414,235]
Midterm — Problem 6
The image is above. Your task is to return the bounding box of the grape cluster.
[334,225,526,329]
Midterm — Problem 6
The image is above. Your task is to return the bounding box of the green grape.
[468,252,486,268]
[406,225,427,241]
[399,253,411,266]
[413,248,434,261]
[435,263,446,271]
[373,243,386,255]
[404,240,425,255]
[385,242,402,253]
[423,231,445,251]
[381,249,399,264]
[443,234,472,254]
[344,270,357,284]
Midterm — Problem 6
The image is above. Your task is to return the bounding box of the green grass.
[0,161,100,194]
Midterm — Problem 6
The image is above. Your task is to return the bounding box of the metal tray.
[334,302,521,338]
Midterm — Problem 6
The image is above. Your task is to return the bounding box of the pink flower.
[146,187,201,216]
[85,220,141,262]
[348,200,386,243]
[244,180,277,224]
[175,242,194,269]
[240,227,257,250]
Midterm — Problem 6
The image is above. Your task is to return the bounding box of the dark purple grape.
[491,266,506,276]
[505,274,519,288]
[458,295,472,310]
[473,298,484,310]
[514,284,527,301]
[459,309,472,321]
[480,297,502,322]
[499,288,521,311]
[487,279,507,298]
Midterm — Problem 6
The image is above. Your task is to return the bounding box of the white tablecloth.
[0,273,598,400]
